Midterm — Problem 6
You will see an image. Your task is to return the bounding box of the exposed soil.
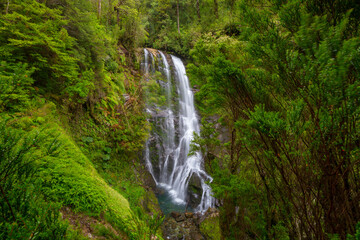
[60,207,128,239]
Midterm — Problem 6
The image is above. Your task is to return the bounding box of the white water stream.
[143,49,214,213]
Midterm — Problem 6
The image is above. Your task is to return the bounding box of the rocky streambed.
[162,208,220,240]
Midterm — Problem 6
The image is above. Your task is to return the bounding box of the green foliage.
[110,114,149,154]
[346,222,360,240]
[93,223,121,239]
[0,62,35,112]
[143,71,167,108]
[34,124,133,219]
[144,0,247,56]
[81,136,94,144]
[0,0,146,108]
[133,211,164,240]
[270,222,290,240]
[187,33,247,116]
[66,69,95,103]
[0,0,161,239]
[247,105,286,138]
[189,0,360,239]
[1,112,142,239]
[153,28,196,58]
[55,0,111,67]
[211,160,266,239]
[190,119,221,173]
[1,0,359,239]
[0,0,79,94]
[0,120,69,239]
[200,215,221,240]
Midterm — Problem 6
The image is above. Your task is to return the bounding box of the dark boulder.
[190,231,205,240]
[187,172,203,208]
[175,214,185,222]
[171,212,181,219]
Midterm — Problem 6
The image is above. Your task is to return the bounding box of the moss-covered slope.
[37,124,135,236]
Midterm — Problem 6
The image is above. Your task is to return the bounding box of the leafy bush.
[0,62,35,112]
[0,120,68,239]
[0,0,79,95]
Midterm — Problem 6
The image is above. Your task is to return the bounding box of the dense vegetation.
[1,0,360,239]
[159,0,359,239]
[0,0,160,239]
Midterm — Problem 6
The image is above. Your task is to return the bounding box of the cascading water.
[143,49,157,185]
[143,49,214,214]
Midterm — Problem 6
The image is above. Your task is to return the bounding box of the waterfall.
[158,51,175,184]
[143,49,214,213]
[143,49,157,185]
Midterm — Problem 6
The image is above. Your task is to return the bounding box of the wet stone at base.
[162,212,205,240]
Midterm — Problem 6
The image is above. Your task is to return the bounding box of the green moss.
[200,215,221,240]
[93,223,120,239]
[35,124,137,238]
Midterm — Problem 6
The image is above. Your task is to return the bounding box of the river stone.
[190,232,204,240]
[171,212,181,219]
[175,214,185,222]
[162,212,207,240]
[185,212,194,218]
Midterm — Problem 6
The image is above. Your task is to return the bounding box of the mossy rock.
[36,124,138,238]
[199,215,221,240]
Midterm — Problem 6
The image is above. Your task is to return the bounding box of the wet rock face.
[143,170,157,192]
[147,110,178,182]
[147,135,160,179]
[187,173,203,209]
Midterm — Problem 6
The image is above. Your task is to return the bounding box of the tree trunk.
[108,0,112,25]
[0,184,16,221]
[177,0,180,34]
[117,10,120,26]
[98,0,101,19]
[6,0,10,14]
[196,0,201,22]
[214,0,218,19]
